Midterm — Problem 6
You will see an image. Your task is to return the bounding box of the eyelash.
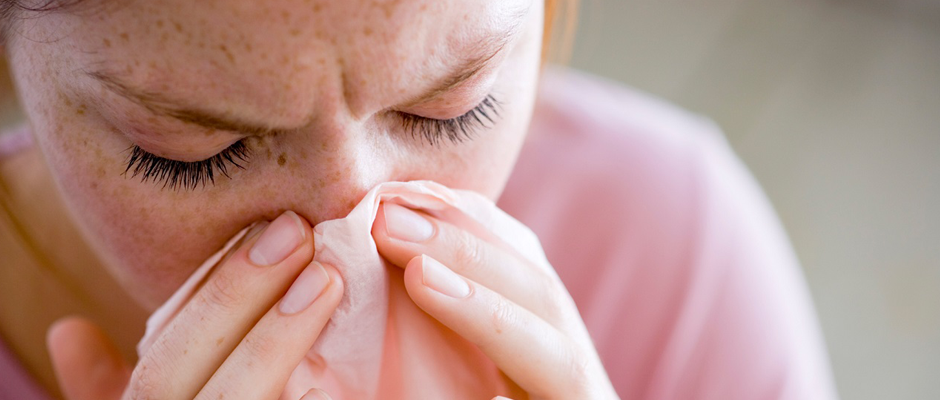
[123,94,501,190]
[123,140,251,191]
[399,94,502,146]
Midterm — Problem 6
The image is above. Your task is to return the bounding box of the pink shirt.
[0,68,837,399]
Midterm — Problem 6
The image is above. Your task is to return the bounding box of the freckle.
[420,4,427,11]
[281,10,290,20]
[102,38,111,47]
[277,153,287,166]
[219,44,235,63]
[244,43,253,53]
[120,32,129,41]
[312,4,322,12]
[155,19,164,28]
[63,97,72,106]
[363,27,373,36]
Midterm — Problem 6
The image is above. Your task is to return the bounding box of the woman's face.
[7,0,543,309]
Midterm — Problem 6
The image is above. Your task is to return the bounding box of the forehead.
[31,0,534,124]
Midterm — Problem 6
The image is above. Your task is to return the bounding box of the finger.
[403,255,588,399]
[373,203,568,323]
[47,317,131,400]
[300,388,333,400]
[131,211,314,399]
[196,262,344,400]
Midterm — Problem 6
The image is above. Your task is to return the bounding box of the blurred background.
[566,0,939,398]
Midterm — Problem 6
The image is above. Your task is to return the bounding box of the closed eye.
[123,140,251,191]
[398,94,501,146]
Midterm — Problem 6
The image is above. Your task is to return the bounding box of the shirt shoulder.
[499,67,837,400]
[0,125,33,161]
[501,67,734,267]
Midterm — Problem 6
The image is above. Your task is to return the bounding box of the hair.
[543,0,579,64]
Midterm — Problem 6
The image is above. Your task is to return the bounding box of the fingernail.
[245,221,269,241]
[248,211,305,266]
[384,203,434,242]
[300,388,333,400]
[280,262,330,314]
[421,255,469,298]
[220,222,269,265]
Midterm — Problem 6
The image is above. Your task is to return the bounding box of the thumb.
[47,316,131,400]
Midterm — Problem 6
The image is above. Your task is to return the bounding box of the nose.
[257,120,400,226]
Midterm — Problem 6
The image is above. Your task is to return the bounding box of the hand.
[373,203,619,400]
[47,211,344,400]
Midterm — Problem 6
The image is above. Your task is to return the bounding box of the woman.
[0,0,838,399]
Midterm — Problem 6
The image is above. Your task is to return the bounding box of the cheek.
[35,119,241,309]
[18,89,248,308]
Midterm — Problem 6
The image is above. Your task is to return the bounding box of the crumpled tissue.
[137,180,553,399]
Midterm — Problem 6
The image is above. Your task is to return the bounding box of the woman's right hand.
[46,211,344,400]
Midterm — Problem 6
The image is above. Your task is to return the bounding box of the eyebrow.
[86,11,528,136]
[400,22,523,107]
[88,70,296,136]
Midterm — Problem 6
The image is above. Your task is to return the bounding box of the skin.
[9,0,539,309]
[2,0,617,397]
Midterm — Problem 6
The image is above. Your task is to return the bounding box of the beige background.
[566,0,940,399]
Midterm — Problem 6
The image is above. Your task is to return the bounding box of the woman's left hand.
[373,203,619,400]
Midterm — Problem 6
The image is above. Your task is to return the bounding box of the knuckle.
[489,295,520,337]
[451,230,487,273]
[126,362,169,399]
[241,332,279,361]
[556,343,592,397]
[533,273,566,321]
[199,270,244,312]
